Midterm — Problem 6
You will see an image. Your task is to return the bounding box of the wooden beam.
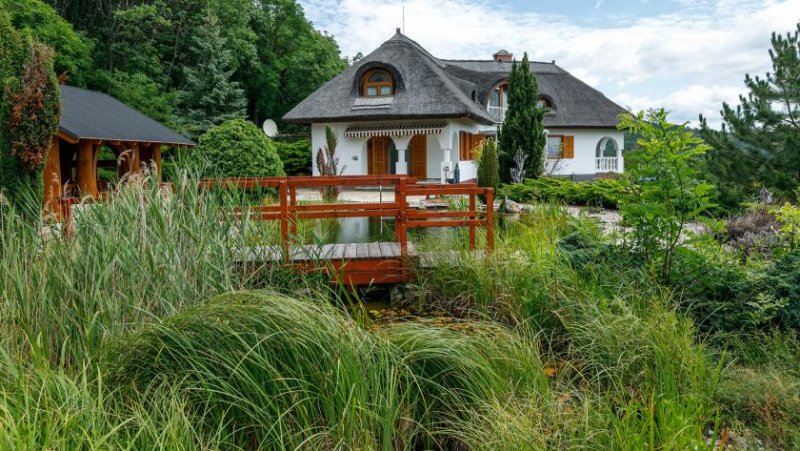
[56,130,79,144]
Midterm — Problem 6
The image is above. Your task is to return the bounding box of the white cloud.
[614,84,744,128]
[299,0,800,127]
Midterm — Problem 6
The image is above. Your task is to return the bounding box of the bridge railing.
[197,175,494,259]
[60,175,495,259]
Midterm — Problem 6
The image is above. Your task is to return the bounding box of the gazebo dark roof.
[284,30,627,129]
[58,85,194,146]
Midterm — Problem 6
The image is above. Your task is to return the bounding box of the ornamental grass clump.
[101,291,548,449]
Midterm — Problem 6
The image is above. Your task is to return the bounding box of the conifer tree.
[498,52,546,181]
[477,139,499,194]
[700,21,800,210]
[176,14,246,139]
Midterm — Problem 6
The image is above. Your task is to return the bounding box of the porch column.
[76,140,98,197]
[391,135,412,175]
[441,148,452,184]
[616,144,624,173]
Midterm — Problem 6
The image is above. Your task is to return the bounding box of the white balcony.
[596,156,621,173]
[487,105,506,123]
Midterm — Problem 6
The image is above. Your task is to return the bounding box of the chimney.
[493,49,513,62]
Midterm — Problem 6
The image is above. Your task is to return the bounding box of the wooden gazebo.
[44,85,194,217]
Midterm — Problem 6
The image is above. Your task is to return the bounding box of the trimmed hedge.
[500,177,626,209]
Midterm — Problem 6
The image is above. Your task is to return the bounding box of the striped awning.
[344,123,446,138]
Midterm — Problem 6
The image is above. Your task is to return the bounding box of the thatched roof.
[59,85,194,146]
[283,30,627,129]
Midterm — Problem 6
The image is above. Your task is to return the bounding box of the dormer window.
[361,69,394,97]
[536,97,552,109]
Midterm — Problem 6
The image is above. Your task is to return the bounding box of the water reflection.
[310,217,455,244]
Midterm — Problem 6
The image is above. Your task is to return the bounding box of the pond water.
[318,217,457,244]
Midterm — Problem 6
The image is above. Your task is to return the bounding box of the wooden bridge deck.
[242,241,417,262]
[238,241,483,286]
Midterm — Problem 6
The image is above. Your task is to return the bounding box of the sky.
[297,0,800,128]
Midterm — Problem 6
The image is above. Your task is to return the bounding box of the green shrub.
[672,246,800,334]
[500,177,626,208]
[477,139,499,195]
[717,366,800,449]
[273,138,311,176]
[194,118,284,178]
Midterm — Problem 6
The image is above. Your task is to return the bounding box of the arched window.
[536,97,552,109]
[361,69,394,97]
[596,137,619,158]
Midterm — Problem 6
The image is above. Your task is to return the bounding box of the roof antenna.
[402,0,405,34]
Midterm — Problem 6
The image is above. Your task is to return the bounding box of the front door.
[409,135,427,179]
[367,136,390,175]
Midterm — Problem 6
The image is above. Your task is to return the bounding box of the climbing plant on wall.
[0,10,61,215]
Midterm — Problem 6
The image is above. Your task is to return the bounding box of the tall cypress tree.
[498,52,546,181]
[176,14,247,139]
[700,21,800,210]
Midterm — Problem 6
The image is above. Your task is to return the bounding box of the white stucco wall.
[309,122,622,179]
[546,128,625,177]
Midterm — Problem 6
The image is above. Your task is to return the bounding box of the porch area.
[320,123,488,184]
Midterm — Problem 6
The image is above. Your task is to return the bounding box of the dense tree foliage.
[0,0,93,87]
[0,10,60,214]
[700,21,800,211]
[20,0,347,135]
[176,14,247,138]
[498,53,546,182]
[194,119,284,178]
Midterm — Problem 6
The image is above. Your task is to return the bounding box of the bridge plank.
[343,243,358,260]
[368,242,383,258]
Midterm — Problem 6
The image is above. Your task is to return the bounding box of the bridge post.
[279,181,289,262]
[486,188,494,252]
[469,192,476,250]
[397,177,408,257]
[289,184,297,240]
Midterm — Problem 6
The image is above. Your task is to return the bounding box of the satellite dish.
[262,119,278,138]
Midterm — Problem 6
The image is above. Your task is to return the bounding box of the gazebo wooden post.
[152,143,162,181]
[76,140,98,197]
[42,136,62,218]
[130,142,141,173]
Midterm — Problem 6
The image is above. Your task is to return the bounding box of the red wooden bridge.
[62,175,494,286]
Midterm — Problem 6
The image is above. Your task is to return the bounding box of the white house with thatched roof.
[284,29,626,182]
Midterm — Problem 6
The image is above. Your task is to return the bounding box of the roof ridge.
[442,58,557,65]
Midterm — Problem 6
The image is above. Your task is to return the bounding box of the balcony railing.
[596,157,619,172]
[488,105,506,123]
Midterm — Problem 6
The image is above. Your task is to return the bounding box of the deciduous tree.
[619,109,716,283]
